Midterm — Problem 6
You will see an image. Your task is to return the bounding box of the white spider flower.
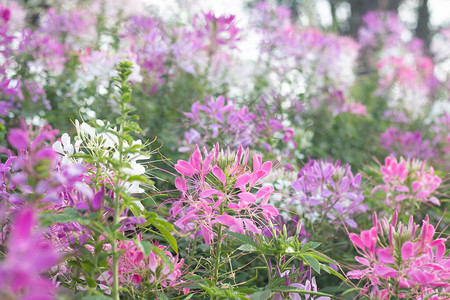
[58,119,150,211]
[52,133,82,165]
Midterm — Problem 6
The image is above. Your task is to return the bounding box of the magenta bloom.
[6,122,92,208]
[0,208,60,299]
[348,211,450,298]
[374,156,442,210]
[171,144,278,244]
[101,237,184,290]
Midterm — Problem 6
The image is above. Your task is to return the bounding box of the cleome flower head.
[170,144,279,244]
[373,156,442,211]
[290,159,367,228]
[101,237,184,291]
[348,211,450,299]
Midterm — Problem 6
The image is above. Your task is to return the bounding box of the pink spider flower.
[171,144,278,244]
[374,156,442,210]
[101,237,184,291]
[348,211,450,299]
[0,207,60,299]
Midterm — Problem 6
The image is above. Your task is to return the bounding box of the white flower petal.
[133,200,144,211]
[61,133,71,148]
[52,141,64,155]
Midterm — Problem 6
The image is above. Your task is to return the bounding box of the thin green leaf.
[421,292,439,300]
[302,254,321,274]
[155,292,169,300]
[227,231,258,248]
[152,220,178,254]
[237,244,257,252]
[249,290,271,300]
[300,242,321,252]
[137,240,154,257]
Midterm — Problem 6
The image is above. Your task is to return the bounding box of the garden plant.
[0,1,449,299]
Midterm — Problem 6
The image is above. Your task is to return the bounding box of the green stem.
[111,125,124,300]
[213,223,223,285]
[261,254,272,283]
[111,192,120,300]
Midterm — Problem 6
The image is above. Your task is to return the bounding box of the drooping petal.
[354,256,370,266]
[8,129,29,150]
[212,166,226,186]
[201,224,213,245]
[234,173,251,188]
[52,141,64,155]
[373,265,398,279]
[256,185,273,199]
[91,188,104,211]
[200,189,219,198]
[243,218,261,234]
[376,247,395,264]
[215,215,236,226]
[175,160,196,176]
[349,233,365,250]
[175,178,187,193]
[401,241,414,261]
[189,150,202,172]
[238,192,257,204]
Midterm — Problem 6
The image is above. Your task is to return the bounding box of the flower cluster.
[122,11,241,92]
[290,160,367,228]
[124,16,168,92]
[0,4,25,113]
[0,208,60,300]
[55,119,150,206]
[171,144,279,244]
[380,128,437,160]
[102,238,184,290]
[180,95,255,151]
[1,122,93,281]
[358,11,409,49]
[373,156,442,211]
[180,95,295,157]
[6,121,89,208]
[40,7,95,46]
[348,211,450,299]
[251,2,362,112]
[359,11,439,119]
[172,11,240,78]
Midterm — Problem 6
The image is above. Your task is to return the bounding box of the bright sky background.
[146,0,449,29]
